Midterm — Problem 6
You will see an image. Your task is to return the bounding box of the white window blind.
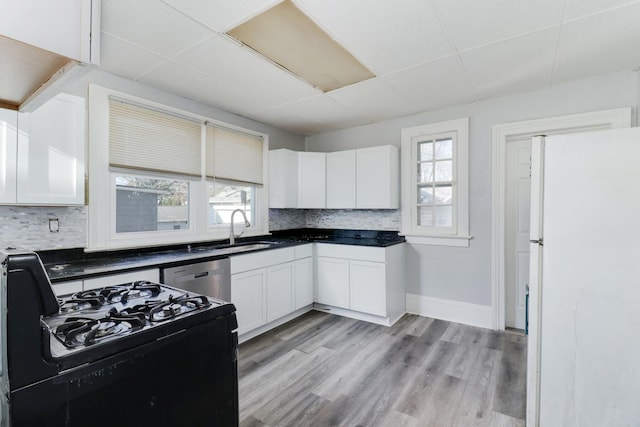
[206,125,263,185]
[109,99,202,176]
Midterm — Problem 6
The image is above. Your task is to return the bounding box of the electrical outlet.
[49,218,59,233]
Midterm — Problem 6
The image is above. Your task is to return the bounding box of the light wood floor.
[238,311,526,427]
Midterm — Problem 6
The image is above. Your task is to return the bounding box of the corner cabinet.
[316,243,405,325]
[0,93,85,206]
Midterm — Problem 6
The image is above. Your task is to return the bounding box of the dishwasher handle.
[194,271,209,279]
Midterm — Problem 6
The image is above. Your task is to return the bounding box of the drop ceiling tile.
[460,28,558,100]
[249,106,323,135]
[382,56,477,113]
[553,2,640,83]
[162,0,282,32]
[99,33,168,80]
[139,62,257,116]
[101,0,212,58]
[176,35,320,109]
[431,0,564,51]
[562,0,640,21]
[327,78,417,124]
[294,0,452,75]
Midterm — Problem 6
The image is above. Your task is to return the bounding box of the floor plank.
[238,311,527,426]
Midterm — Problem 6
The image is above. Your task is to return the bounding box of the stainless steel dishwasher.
[161,258,231,302]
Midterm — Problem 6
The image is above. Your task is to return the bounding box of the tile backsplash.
[269,208,400,231]
[1,206,398,251]
[0,206,87,251]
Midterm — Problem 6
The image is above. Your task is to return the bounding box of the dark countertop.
[39,228,404,283]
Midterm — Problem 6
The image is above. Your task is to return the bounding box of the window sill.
[401,234,472,247]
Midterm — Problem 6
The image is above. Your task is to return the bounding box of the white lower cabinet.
[294,256,313,309]
[52,279,83,296]
[316,257,349,309]
[316,243,405,323]
[232,269,267,335]
[231,246,313,337]
[266,262,294,322]
[52,269,159,297]
[349,260,386,316]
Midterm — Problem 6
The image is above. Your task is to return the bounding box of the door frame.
[491,108,631,330]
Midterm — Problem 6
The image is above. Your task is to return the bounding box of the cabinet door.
[17,93,85,205]
[349,260,387,316]
[232,269,267,335]
[316,257,349,309]
[356,145,399,209]
[52,280,83,297]
[266,262,294,322]
[0,108,17,203]
[269,149,298,208]
[326,150,356,209]
[298,152,326,208]
[294,257,314,309]
[83,269,160,291]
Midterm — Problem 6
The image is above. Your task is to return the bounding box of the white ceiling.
[99,0,640,136]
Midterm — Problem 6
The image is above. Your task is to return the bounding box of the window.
[401,118,470,247]
[88,85,269,250]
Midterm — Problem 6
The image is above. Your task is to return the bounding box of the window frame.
[401,117,471,247]
[88,84,269,251]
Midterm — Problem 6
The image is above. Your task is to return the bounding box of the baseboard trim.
[406,293,493,329]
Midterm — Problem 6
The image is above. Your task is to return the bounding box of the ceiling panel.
[99,33,167,80]
[139,61,254,115]
[562,0,640,21]
[383,56,477,113]
[295,0,453,75]
[175,34,320,110]
[431,0,564,51]
[101,0,212,58]
[162,0,282,32]
[327,78,417,125]
[460,28,558,100]
[553,2,640,83]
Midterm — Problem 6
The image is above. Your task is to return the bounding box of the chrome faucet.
[229,209,250,245]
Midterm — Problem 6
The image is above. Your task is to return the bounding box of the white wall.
[306,71,639,307]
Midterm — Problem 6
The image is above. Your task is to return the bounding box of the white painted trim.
[238,305,313,344]
[405,293,493,329]
[491,107,631,331]
[312,303,402,327]
[491,108,632,427]
[404,235,471,247]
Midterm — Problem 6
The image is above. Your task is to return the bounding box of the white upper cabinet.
[356,145,399,209]
[0,0,97,63]
[269,149,298,208]
[326,150,356,209]
[0,109,18,204]
[298,152,326,209]
[12,93,86,205]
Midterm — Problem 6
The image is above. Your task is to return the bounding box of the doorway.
[491,108,631,330]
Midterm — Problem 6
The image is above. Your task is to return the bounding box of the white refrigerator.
[527,127,640,426]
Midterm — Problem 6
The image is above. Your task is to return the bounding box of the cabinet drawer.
[315,243,385,262]
[52,280,83,296]
[294,243,313,259]
[230,247,295,274]
[83,269,159,290]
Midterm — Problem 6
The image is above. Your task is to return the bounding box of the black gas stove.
[0,250,239,427]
